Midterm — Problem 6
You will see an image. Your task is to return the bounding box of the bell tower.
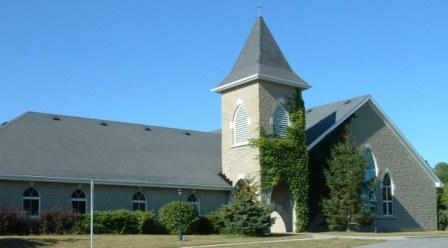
[212,17,311,187]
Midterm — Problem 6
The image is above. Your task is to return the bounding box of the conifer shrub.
[206,209,226,234]
[322,135,372,231]
[220,179,274,236]
[158,202,198,234]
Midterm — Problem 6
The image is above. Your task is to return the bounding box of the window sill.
[377,215,397,219]
[232,142,249,148]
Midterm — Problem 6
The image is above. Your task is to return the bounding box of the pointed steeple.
[212,17,310,93]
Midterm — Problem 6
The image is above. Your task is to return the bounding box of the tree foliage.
[251,89,309,231]
[322,134,370,231]
[220,179,274,236]
[158,201,198,234]
[435,162,448,230]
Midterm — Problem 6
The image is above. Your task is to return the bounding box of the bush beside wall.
[158,202,198,235]
[73,210,164,234]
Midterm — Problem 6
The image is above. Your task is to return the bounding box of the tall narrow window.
[71,189,87,214]
[187,194,200,214]
[233,105,249,145]
[362,148,378,214]
[382,174,393,216]
[273,104,289,137]
[23,187,40,216]
[132,192,146,212]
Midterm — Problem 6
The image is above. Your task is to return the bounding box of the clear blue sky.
[1,1,447,166]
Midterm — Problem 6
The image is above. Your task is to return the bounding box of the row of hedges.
[0,203,215,235]
[0,208,78,235]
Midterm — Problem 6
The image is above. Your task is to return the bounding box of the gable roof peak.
[212,16,311,93]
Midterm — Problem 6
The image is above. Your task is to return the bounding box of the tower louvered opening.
[273,104,289,137]
[233,105,249,145]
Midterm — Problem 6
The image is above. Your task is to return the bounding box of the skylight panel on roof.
[100,122,109,126]
[144,127,152,131]
[344,100,352,105]
[53,116,61,121]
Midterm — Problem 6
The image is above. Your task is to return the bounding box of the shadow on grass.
[0,238,57,248]
[0,237,82,248]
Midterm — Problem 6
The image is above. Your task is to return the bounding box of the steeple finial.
[257,0,262,17]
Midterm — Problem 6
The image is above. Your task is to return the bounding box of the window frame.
[187,194,201,215]
[233,104,249,146]
[71,189,87,214]
[132,192,147,212]
[363,146,378,214]
[22,187,40,217]
[382,174,393,216]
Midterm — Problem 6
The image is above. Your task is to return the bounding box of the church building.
[0,17,442,232]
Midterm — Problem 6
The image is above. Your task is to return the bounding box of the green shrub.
[206,209,226,234]
[137,211,165,234]
[159,202,198,234]
[322,135,368,231]
[439,209,448,230]
[220,179,274,236]
[191,216,214,234]
[73,210,161,234]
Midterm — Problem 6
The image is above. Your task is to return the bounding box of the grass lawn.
[0,234,381,248]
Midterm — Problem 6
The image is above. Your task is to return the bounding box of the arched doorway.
[270,183,293,233]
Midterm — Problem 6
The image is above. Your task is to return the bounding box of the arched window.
[187,194,200,214]
[363,148,378,214]
[71,189,87,214]
[132,192,146,212]
[364,148,377,181]
[382,174,393,216]
[273,104,289,137]
[23,187,40,216]
[233,105,249,145]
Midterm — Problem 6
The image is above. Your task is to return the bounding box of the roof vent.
[53,116,61,121]
[100,122,109,126]
[1,121,8,126]
[144,127,152,131]
[185,131,191,136]
[306,109,313,113]
[344,100,351,105]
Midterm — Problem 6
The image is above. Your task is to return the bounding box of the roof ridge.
[307,95,371,110]
[21,111,219,136]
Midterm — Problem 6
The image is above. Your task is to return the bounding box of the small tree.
[322,134,367,231]
[159,202,198,234]
[221,179,274,236]
[435,162,448,230]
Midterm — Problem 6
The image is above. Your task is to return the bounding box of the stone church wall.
[0,180,229,215]
[348,102,438,231]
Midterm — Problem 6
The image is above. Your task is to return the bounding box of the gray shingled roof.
[212,17,310,92]
[306,95,370,146]
[0,112,230,190]
[5,95,438,189]
[0,96,367,190]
